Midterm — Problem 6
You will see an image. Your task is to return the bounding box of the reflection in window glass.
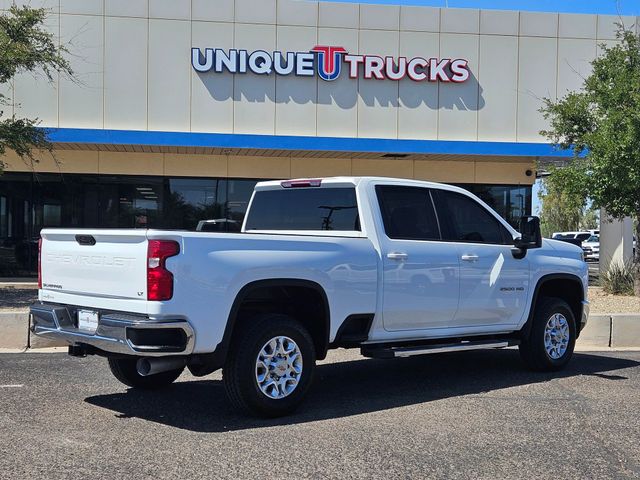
[434,190,510,245]
[226,179,259,225]
[99,176,163,228]
[246,187,359,231]
[165,179,223,230]
[457,184,531,228]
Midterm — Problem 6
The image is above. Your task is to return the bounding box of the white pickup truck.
[31,177,589,417]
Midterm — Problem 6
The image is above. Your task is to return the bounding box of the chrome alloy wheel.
[255,336,303,399]
[544,313,570,360]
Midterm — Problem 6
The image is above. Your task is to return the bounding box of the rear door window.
[376,185,440,240]
[244,187,360,231]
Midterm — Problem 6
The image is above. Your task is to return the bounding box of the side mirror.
[512,216,542,258]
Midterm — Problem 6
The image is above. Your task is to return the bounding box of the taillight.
[38,238,42,289]
[147,240,180,301]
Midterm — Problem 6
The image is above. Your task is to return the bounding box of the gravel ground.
[0,350,638,479]
[588,287,640,314]
[0,287,38,311]
[2,284,640,314]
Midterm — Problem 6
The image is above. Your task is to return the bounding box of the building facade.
[0,0,637,275]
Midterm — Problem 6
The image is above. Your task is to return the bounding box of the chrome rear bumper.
[30,303,195,356]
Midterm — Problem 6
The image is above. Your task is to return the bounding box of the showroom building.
[0,0,637,275]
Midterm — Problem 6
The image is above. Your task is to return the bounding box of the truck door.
[376,185,460,331]
[431,189,530,328]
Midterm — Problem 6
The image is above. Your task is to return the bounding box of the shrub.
[601,261,635,295]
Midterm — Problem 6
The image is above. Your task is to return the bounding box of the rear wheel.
[519,297,576,371]
[107,357,184,389]
[223,314,316,417]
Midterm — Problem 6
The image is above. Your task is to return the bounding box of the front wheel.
[223,314,316,417]
[107,357,184,389]
[519,297,576,371]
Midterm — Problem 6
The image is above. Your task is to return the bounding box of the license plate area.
[77,310,99,334]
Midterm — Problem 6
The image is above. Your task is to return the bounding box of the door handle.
[461,254,479,262]
[387,252,408,261]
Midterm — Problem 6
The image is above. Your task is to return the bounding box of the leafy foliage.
[540,27,640,221]
[601,261,635,295]
[540,25,640,294]
[0,5,72,171]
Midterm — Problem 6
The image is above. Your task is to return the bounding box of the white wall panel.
[520,12,558,37]
[359,4,399,31]
[517,36,557,141]
[105,0,148,18]
[477,35,517,141]
[13,0,58,12]
[235,0,276,24]
[13,16,59,127]
[557,38,596,97]
[104,17,147,129]
[597,15,636,40]
[191,21,234,133]
[559,13,596,39]
[59,14,103,129]
[275,26,317,136]
[318,2,358,29]
[316,27,358,137]
[400,6,439,33]
[148,20,190,131]
[480,10,518,36]
[441,8,479,34]
[398,31,438,140]
[60,0,103,15]
[233,23,276,134]
[438,33,479,140]
[150,0,190,20]
[277,0,318,27]
[192,0,234,22]
[357,29,399,139]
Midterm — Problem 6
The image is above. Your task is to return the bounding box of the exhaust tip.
[136,358,152,376]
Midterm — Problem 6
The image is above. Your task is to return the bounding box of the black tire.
[519,297,576,371]
[107,357,184,389]
[223,314,316,418]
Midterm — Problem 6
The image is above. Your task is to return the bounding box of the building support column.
[599,208,633,276]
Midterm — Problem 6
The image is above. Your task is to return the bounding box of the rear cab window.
[244,187,360,232]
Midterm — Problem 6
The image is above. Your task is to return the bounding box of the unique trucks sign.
[191,45,470,83]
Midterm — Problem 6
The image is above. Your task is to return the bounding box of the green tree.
[540,25,640,293]
[537,173,586,238]
[0,5,72,172]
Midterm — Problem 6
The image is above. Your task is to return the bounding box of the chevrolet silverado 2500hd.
[31,177,589,417]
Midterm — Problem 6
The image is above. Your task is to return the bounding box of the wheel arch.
[218,278,331,364]
[521,273,585,339]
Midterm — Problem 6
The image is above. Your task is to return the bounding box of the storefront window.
[165,178,224,230]
[0,172,531,276]
[99,176,164,228]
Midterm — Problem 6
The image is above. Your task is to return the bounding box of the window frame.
[431,188,515,246]
[375,185,442,242]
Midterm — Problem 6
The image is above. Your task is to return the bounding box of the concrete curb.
[1,310,639,351]
[0,312,29,350]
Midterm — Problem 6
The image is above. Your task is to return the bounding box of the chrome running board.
[361,339,516,359]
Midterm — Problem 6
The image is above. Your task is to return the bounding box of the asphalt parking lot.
[1,349,639,479]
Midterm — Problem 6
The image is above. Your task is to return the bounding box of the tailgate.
[40,229,149,300]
